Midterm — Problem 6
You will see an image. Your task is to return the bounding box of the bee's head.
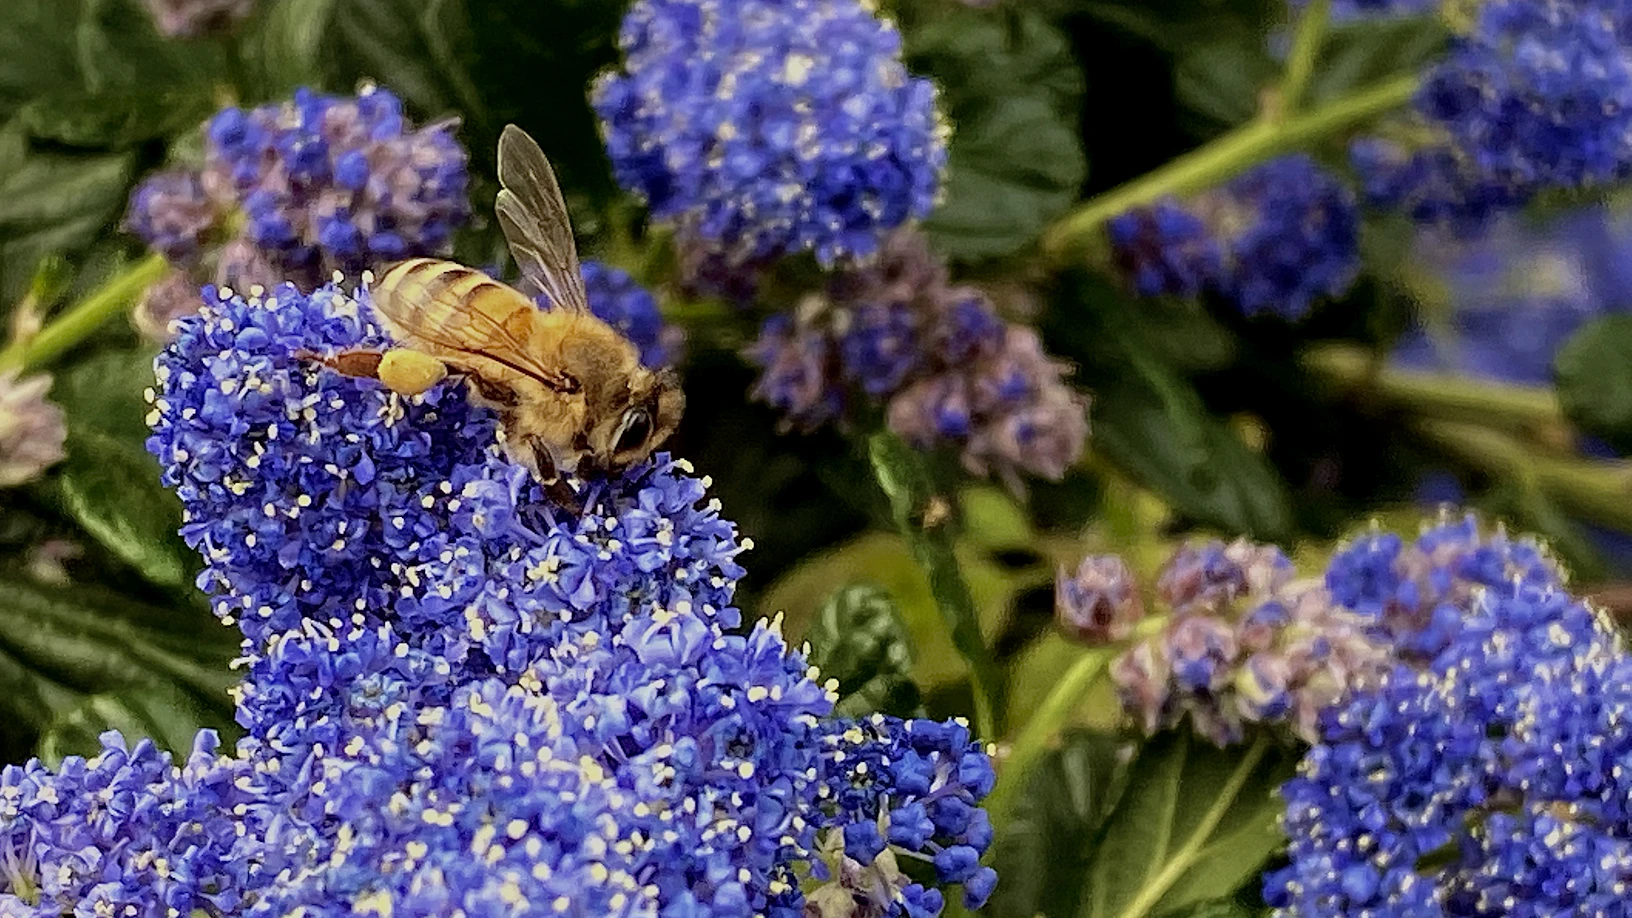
[590,367,684,474]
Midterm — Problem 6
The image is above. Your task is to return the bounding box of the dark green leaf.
[331,0,484,123]
[238,0,340,99]
[1306,17,1450,108]
[905,8,1087,259]
[1555,315,1632,454]
[37,679,219,765]
[52,348,161,443]
[1171,26,1275,131]
[805,582,922,717]
[0,1,86,119]
[986,731,1136,918]
[868,433,1005,733]
[19,86,214,148]
[1091,373,1294,539]
[1078,732,1296,918]
[57,428,193,589]
[0,144,133,301]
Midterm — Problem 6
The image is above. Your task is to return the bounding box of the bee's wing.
[496,124,591,315]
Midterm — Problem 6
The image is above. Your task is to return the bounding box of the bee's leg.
[529,441,583,515]
[294,347,384,379]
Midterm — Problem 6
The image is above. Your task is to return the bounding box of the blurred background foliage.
[1,0,1630,912]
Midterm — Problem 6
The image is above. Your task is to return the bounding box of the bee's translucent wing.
[496,125,591,315]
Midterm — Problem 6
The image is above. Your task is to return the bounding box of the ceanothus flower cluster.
[1267,515,1632,917]
[1357,0,1632,232]
[0,371,65,488]
[1105,538,1391,745]
[747,231,1088,487]
[1108,155,1361,319]
[125,86,470,339]
[0,280,1005,916]
[592,0,949,266]
[139,0,255,37]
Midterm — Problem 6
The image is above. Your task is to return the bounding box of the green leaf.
[50,349,161,443]
[905,7,1087,259]
[0,1,87,119]
[1306,17,1449,108]
[868,432,1005,735]
[986,731,1136,918]
[0,143,133,302]
[805,582,922,717]
[1555,315,1632,454]
[0,577,235,702]
[37,679,219,765]
[57,428,193,589]
[238,0,340,99]
[331,0,485,122]
[1091,373,1293,539]
[19,86,214,149]
[1158,900,1260,918]
[1077,733,1295,918]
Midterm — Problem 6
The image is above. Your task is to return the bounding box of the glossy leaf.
[804,582,922,717]
[37,679,219,765]
[237,0,339,98]
[57,428,193,588]
[986,730,1137,918]
[1077,732,1296,918]
[1556,315,1632,454]
[906,7,1087,259]
[0,143,133,301]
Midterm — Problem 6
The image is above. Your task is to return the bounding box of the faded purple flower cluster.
[747,231,1088,487]
[139,0,255,37]
[124,85,470,340]
[1104,538,1390,745]
[0,280,997,917]
[0,371,65,488]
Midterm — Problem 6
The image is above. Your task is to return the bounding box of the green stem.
[984,615,1166,827]
[1419,421,1632,533]
[1114,735,1270,918]
[867,432,1004,739]
[0,254,167,372]
[1306,345,1568,440]
[1276,0,1332,118]
[1041,73,1418,261]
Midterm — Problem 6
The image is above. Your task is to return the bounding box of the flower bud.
[0,371,66,487]
[1056,554,1144,644]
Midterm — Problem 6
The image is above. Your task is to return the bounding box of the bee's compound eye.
[613,408,653,455]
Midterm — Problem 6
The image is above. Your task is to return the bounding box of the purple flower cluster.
[1108,155,1361,319]
[0,371,65,488]
[1104,538,1391,745]
[747,231,1088,487]
[1268,515,1631,917]
[124,86,470,338]
[1055,554,1146,644]
[592,0,948,266]
[139,0,255,37]
[0,279,1013,917]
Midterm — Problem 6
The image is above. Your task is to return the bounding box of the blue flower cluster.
[746,231,1089,486]
[8,279,1010,917]
[0,731,253,917]
[592,0,948,266]
[1108,155,1361,319]
[1358,0,1632,231]
[125,86,470,337]
[1106,538,1390,745]
[1390,204,1632,385]
[1269,515,1632,917]
[573,260,683,367]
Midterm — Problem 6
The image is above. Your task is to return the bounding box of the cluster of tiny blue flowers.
[1267,515,1632,917]
[124,86,470,338]
[1108,155,1361,319]
[1106,538,1390,745]
[748,231,1088,487]
[573,260,683,367]
[1356,0,1632,232]
[87,279,1003,915]
[592,0,948,266]
[0,731,255,916]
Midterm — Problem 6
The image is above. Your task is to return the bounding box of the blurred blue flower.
[1108,155,1360,319]
[593,0,948,266]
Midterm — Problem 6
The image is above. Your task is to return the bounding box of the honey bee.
[314,125,684,500]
